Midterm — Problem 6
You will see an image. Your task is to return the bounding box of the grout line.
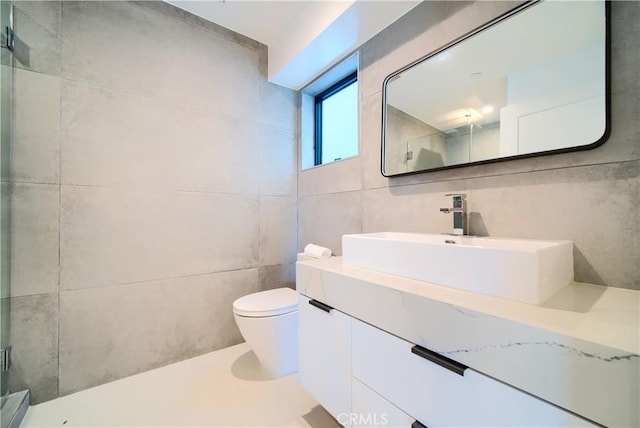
[55,183,296,200]
[58,77,271,130]
[358,65,365,236]
[60,266,269,294]
[56,0,64,400]
[383,158,640,190]
[138,0,264,53]
[0,180,295,200]
[257,118,264,280]
[295,158,640,199]
[55,182,270,197]
[9,180,58,187]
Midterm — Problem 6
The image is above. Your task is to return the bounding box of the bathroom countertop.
[296,256,639,428]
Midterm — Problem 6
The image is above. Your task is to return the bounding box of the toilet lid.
[233,288,298,317]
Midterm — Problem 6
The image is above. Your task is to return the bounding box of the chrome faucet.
[440,193,467,236]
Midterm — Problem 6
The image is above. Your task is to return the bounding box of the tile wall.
[298,1,639,290]
[9,1,297,402]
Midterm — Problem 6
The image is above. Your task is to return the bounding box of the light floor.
[21,343,341,428]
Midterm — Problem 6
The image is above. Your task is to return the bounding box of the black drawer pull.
[308,299,333,313]
[412,421,428,428]
[411,345,467,376]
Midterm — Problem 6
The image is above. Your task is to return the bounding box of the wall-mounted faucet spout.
[440,193,467,236]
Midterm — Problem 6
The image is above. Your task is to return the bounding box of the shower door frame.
[0,0,13,401]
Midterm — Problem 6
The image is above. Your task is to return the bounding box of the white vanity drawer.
[352,378,415,428]
[352,318,596,427]
[298,295,352,424]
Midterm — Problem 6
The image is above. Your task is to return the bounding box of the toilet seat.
[233,288,298,317]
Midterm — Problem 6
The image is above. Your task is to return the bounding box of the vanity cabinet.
[351,318,596,428]
[351,378,414,428]
[298,295,352,423]
[299,293,597,427]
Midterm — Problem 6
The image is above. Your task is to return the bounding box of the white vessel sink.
[342,232,574,304]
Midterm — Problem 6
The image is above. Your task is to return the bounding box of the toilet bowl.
[232,287,298,378]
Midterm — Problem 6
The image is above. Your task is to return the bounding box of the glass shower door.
[0,0,12,400]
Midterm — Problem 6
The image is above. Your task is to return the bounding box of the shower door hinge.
[1,26,14,51]
[1,346,11,372]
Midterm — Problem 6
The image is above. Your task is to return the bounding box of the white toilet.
[232,287,298,378]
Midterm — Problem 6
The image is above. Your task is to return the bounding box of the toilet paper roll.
[303,243,332,258]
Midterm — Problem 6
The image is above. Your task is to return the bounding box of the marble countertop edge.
[296,257,640,355]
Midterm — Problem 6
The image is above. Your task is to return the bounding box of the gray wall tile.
[362,185,455,235]
[11,183,59,297]
[608,1,640,161]
[58,269,259,396]
[8,293,58,404]
[60,81,177,190]
[13,1,61,38]
[60,186,170,290]
[12,68,60,184]
[298,191,362,256]
[259,125,297,197]
[166,192,260,278]
[258,80,297,131]
[61,1,259,119]
[260,196,297,266]
[361,93,387,190]
[61,81,260,194]
[12,6,61,76]
[60,186,260,290]
[165,112,260,195]
[298,157,362,197]
[0,66,9,182]
[465,161,640,289]
[259,264,295,292]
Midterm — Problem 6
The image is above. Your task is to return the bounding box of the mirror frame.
[381,0,611,178]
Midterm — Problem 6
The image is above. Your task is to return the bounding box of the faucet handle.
[442,194,467,236]
[445,193,466,208]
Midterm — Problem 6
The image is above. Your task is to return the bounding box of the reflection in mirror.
[382,0,609,177]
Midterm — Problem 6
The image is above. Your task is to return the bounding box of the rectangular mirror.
[382,0,609,177]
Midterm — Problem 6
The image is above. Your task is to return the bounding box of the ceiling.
[166,1,350,49]
[166,0,420,89]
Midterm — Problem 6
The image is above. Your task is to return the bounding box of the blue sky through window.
[320,81,358,164]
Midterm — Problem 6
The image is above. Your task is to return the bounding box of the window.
[300,54,359,170]
[314,72,358,165]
